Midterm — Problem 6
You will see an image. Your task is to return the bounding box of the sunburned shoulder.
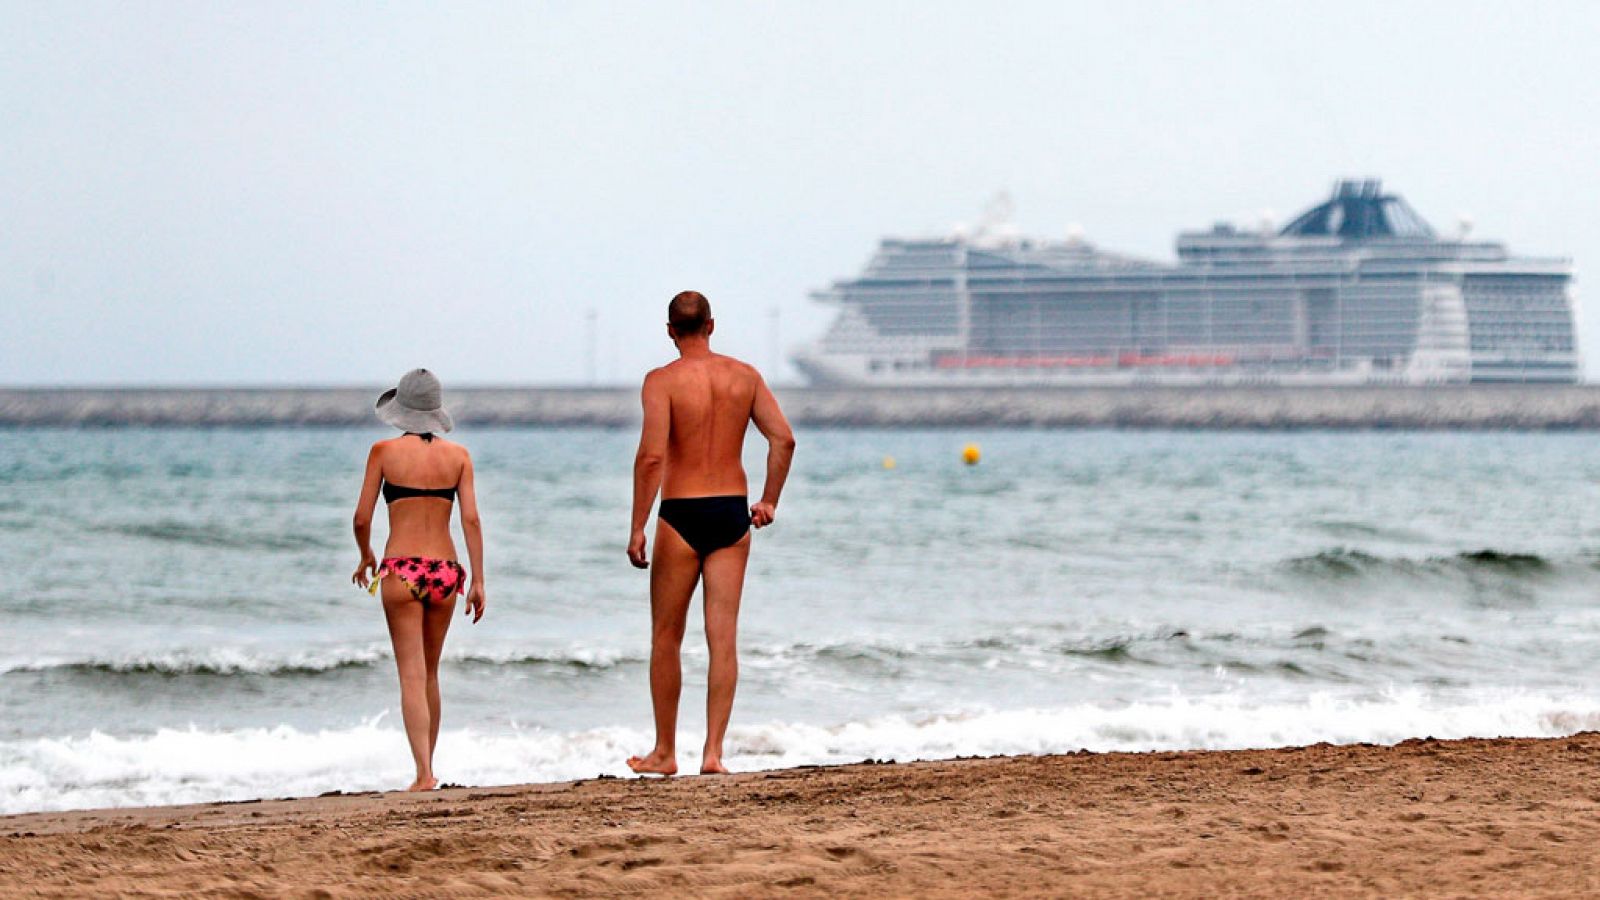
[656,354,759,379]
[714,354,759,378]
[432,437,470,461]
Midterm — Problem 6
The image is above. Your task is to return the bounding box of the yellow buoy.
[882,455,897,470]
[962,443,981,466]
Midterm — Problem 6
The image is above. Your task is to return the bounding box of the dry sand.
[5,734,1600,897]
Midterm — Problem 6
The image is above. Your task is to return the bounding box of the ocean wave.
[1310,519,1428,542]
[0,645,644,678]
[1283,548,1557,581]
[738,632,1192,675]
[5,632,1188,680]
[0,623,1552,685]
[89,521,338,552]
[6,688,1600,814]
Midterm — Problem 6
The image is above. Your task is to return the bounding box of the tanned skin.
[626,314,796,776]
[352,434,486,791]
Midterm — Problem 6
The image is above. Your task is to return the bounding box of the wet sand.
[4,734,1600,897]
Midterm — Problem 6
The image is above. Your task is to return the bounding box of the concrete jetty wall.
[7,386,1600,429]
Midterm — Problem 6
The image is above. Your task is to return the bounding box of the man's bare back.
[625,291,795,776]
[655,354,759,498]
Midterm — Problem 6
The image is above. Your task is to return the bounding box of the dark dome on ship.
[1279,179,1435,239]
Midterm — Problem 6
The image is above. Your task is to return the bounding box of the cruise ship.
[794,181,1578,386]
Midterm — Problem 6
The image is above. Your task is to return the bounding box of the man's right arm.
[628,371,671,567]
[749,371,796,529]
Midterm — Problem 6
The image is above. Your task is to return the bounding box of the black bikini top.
[382,480,457,504]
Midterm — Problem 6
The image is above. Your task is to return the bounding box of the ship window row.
[1463,298,1568,307]
[1469,318,1574,329]
[852,293,961,337]
[1471,339,1575,352]
[1463,296,1569,305]
[1464,284,1567,293]
[1464,304,1571,316]
[1470,330,1574,343]
[1471,337,1576,348]
[967,304,1423,354]
[1462,280,1566,290]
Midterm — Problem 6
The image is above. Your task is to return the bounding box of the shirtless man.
[626,290,796,776]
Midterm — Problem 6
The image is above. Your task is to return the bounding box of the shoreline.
[9,384,1600,429]
[5,734,1600,896]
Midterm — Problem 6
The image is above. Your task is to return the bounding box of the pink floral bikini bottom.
[372,556,466,604]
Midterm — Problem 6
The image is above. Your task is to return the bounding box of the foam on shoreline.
[7,688,1600,814]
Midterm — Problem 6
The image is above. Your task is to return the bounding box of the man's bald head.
[668,290,712,337]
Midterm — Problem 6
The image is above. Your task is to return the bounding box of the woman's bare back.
[377,436,468,560]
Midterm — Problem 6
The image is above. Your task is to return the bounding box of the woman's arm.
[351,444,384,587]
[457,450,486,623]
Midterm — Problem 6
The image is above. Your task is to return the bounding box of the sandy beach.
[4,734,1599,897]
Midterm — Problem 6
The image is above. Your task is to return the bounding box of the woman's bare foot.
[700,757,730,775]
[406,776,438,792]
[627,749,678,776]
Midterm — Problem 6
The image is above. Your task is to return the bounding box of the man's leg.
[699,533,751,774]
[627,520,700,775]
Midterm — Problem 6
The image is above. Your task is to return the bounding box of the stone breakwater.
[5,386,1600,429]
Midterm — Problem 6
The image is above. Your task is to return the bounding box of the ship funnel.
[1334,179,1384,199]
[1280,178,1434,239]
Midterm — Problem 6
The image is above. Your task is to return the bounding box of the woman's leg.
[420,587,458,770]
[381,578,435,790]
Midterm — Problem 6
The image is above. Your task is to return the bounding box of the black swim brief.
[658,495,751,558]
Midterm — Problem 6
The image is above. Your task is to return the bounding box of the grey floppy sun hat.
[375,368,455,434]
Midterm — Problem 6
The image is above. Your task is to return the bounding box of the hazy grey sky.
[3,1,1597,385]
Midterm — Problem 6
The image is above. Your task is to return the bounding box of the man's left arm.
[749,372,796,529]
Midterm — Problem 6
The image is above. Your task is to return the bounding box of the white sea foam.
[0,642,641,676]
[6,688,1600,815]
[0,627,1346,678]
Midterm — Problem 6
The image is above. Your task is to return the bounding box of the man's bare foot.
[700,757,730,775]
[627,749,678,776]
[406,776,438,792]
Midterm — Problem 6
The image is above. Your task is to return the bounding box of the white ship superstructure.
[795,181,1578,385]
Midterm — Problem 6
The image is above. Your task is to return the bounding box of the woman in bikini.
[351,368,486,791]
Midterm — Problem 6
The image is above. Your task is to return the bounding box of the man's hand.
[750,501,777,529]
[627,529,649,568]
[464,581,486,623]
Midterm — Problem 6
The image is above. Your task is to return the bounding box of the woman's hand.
[352,552,378,589]
[465,581,486,623]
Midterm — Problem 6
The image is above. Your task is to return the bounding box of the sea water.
[4,427,1600,813]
